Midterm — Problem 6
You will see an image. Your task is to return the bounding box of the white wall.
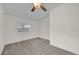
[39,16,49,40]
[0,4,5,54]
[50,4,79,54]
[5,14,39,44]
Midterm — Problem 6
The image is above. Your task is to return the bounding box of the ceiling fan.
[31,3,47,12]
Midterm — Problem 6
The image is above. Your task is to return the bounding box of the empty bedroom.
[0,3,79,55]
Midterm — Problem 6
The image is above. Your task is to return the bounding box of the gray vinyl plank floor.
[2,38,75,55]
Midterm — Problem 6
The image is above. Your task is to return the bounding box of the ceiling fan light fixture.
[33,3,42,9]
[31,3,47,12]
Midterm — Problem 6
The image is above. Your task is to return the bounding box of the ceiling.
[2,3,62,20]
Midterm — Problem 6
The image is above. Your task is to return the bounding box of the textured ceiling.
[2,3,62,20]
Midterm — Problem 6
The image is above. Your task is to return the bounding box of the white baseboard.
[39,36,49,40]
[50,42,77,55]
[5,36,38,45]
[5,37,49,45]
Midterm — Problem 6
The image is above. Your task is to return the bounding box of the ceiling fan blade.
[31,7,35,12]
[41,5,47,11]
